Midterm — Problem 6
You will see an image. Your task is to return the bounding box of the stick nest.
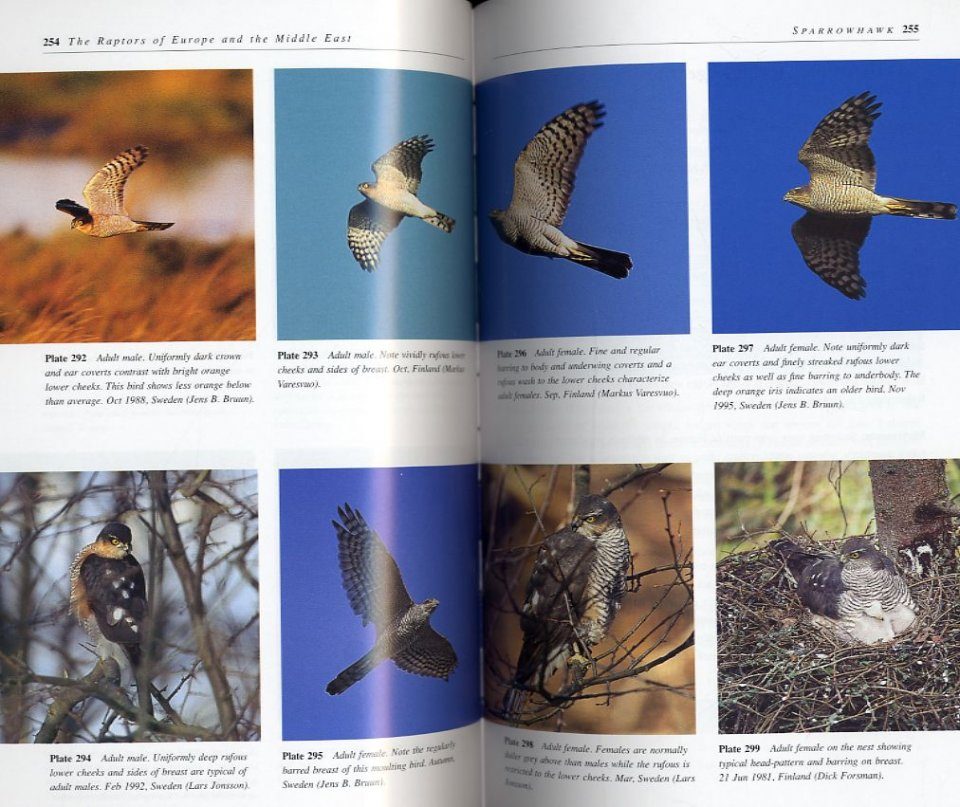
[717,538,960,734]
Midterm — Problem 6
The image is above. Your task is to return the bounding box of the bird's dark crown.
[96,521,133,551]
[839,535,883,566]
[572,494,621,533]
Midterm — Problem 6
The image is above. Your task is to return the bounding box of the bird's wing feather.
[508,101,605,227]
[799,92,880,191]
[371,135,434,194]
[79,554,147,644]
[393,626,458,679]
[82,146,149,215]
[334,503,415,632]
[791,212,871,299]
[347,200,404,270]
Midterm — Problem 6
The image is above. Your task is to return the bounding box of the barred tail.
[326,649,384,695]
[134,220,175,231]
[884,197,957,220]
[500,684,529,724]
[570,241,633,279]
[423,211,455,233]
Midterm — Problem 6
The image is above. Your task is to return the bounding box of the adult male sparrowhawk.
[347,135,455,270]
[784,92,956,298]
[489,101,632,279]
[770,536,916,644]
[326,503,458,694]
[69,522,153,714]
[501,494,632,721]
[56,146,174,237]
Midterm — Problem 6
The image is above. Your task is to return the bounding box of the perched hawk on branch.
[347,135,455,270]
[56,146,174,237]
[69,522,153,713]
[326,504,458,694]
[489,101,632,279]
[501,494,632,721]
[784,92,956,299]
[770,535,917,645]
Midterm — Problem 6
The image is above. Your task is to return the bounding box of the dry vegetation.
[484,464,695,735]
[717,460,960,733]
[0,231,254,343]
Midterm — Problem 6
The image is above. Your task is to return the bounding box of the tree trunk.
[868,459,950,559]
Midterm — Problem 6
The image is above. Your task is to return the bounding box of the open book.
[2,0,957,804]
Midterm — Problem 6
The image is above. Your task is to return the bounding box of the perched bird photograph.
[279,465,479,741]
[0,469,260,743]
[489,102,632,280]
[326,503,458,694]
[275,68,473,342]
[477,63,689,341]
[710,59,960,334]
[484,464,694,734]
[56,145,174,238]
[784,92,956,299]
[347,135,455,271]
[0,69,255,344]
[716,459,960,734]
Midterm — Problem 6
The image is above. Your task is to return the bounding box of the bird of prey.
[347,135,455,270]
[489,101,632,279]
[326,503,458,694]
[770,536,917,645]
[56,145,174,237]
[501,494,632,721]
[69,522,153,714]
[784,92,956,298]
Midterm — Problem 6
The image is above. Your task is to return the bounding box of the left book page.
[0,3,480,806]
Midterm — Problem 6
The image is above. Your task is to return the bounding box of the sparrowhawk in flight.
[501,494,632,722]
[489,101,633,279]
[326,503,458,694]
[770,536,917,645]
[346,135,455,271]
[784,92,956,299]
[56,146,174,237]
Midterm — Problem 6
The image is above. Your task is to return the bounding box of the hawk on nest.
[784,92,956,299]
[770,536,917,645]
[346,135,455,270]
[489,101,632,279]
[501,494,632,721]
[69,522,153,714]
[56,146,174,237]
[326,503,458,694]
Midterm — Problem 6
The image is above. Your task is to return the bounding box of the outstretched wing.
[393,625,458,680]
[82,145,149,215]
[333,503,415,632]
[347,199,404,270]
[791,212,871,299]
[79,553,148,645]
[371,135,434,194]
[799,92,881,191]
[507,101,605,228]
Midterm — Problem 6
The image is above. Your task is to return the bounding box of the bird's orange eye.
[111,538,121,546]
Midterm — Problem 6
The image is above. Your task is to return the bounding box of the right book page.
[475,0,960,804]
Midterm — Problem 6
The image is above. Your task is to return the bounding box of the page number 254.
[43,37,60,46]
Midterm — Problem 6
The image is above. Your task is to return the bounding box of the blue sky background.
[276,69,475,341]
[477,64,689,340]
[280,465,480,741]
[711,59,960,334]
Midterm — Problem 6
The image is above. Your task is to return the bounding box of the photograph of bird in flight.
[327,503,458,694]
[347,135,455,271]
[489,101,632,279]
[784,91,956,299]
[56,145,174,237]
